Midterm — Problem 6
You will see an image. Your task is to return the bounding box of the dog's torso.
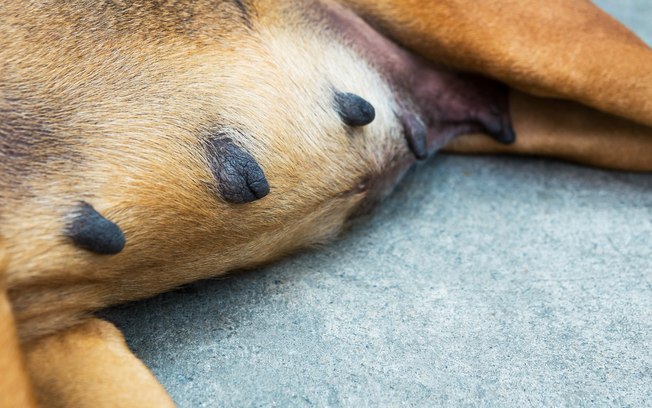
[2,0,519,341]
[1,1,651,406]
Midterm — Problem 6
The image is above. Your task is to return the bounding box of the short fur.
[1,0,651,406]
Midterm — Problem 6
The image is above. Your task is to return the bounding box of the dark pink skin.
[318,1,515,156]
[312,1,516,215]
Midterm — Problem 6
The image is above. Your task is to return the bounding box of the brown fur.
[25,319,174,408]
[448,91,652,171]
[0,244,36,408]
[3,0,409,342]
[1,0,651,406]
[344,0,652,127]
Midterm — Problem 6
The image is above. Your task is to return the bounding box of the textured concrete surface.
[105,2,652,407]
[596,0,652,44]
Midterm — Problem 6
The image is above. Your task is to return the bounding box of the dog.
[1,0,650,406]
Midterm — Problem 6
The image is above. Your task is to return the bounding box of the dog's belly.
[1,0,513,341]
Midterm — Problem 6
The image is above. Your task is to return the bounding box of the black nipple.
[401,113,428,160]
[334,92,376,127]
[484,105,516,144]
[496,122,516,144]
[65,202,126,255]
[205,136,270,204]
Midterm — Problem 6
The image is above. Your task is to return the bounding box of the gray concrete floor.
[595,0,652,44]
[105,2,652,407]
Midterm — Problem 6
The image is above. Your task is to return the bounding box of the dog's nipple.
[205,136,270,204]
[401,112,428,160]
[334,92,376,127]
[484,106,517,145]
[65,202,126,255]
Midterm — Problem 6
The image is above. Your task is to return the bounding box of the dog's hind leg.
[444,91,652,171]
[24,319,174,408]
[342,0,652,127]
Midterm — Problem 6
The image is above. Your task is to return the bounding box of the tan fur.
[446,91,652,171]
[0,245,36,408]
[25,319,174,408]
[1,0,651,406]
[342,0,652,167]
[344,0,652,127]
[3,0,406,342]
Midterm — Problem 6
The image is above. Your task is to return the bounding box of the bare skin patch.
[316,2,516,156]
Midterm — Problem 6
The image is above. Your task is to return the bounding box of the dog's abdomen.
[1,0,516,341]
